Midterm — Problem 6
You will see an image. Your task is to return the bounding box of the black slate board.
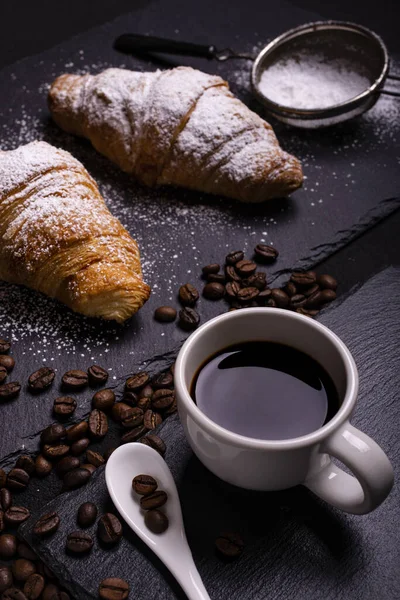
[20,267,400,600]
[0,0,400,472]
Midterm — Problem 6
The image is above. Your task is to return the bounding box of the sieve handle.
[114,34,217,59]
[380,73,400,97]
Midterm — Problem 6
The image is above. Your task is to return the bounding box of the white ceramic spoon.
[105,443,211,600]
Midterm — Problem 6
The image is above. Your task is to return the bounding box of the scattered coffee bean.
[4,507,30,526]
[86,450,105,468]
[125,372,149,392]
[123,391,138,406]
[0,566,13,593]
[179,307,200,331]
[237,287,259,304]
[103,447,116,462]
[136,396,151,412]
[235,260,257,277]
[225,281,241,300]
[144,510,168,534]
[15,456,35,476]
[41,424,66,445]
[0,366,7,384]
[290,294,307,309]
[140,490,168,510]
[0,534,17,559]
[88,409,108,439]
[164,398,177,415]
[151,389,174,411]
[0,489,12,511]
[33,512,60,537]
[151,372,173,390]
[97,514,123,545]
[61,370,88,390]
[121,426,147,444]
[23,574,45,600]
[111,402,132,423]
[225,250,244,265]
[81,463,97,475]
[0,356,15,372]
[246,272,267,291]
[284,281,297,297]
[99,578,129,600]
[92,389,115,411]
[215,532,244,559]
[53,397,77,417]
[0,340,11,354]
[138,384,154,400]
[271,288,290,308]
[254,243,279,263]
[121,407,144,429]
[63,468,91,491]
[178,283,199,306]
[70,438,90,457]
[207,273,226,284]
[35,455,52,477]
[317,274,338,290]
[143,409,162,430]
[0,382,21,401]
[88,365,109,386]
[225,265,241,283]
[11,560,35,583]
[2,589,27,600]
[201,264,220,276]
[42,444,69,461]
[203,282,225,300]
[7,469,29,491]
[290,271,317,287]
[16,544,37,562]
[77,502,98,528]
[132,474,157,495]
[28,367,55,392]
[42,584,62,600]
[66,532,93,554]
[154,306,177,323]
[319,288,337,304]
[140,435,166,457]
[66,421,88,442]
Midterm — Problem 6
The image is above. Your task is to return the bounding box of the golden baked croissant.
[48,66,303,202]
[0,141,150,322]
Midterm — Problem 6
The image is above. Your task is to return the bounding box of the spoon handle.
[172,555,211,600]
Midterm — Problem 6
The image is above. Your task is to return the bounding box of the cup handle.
[304,422,394,514]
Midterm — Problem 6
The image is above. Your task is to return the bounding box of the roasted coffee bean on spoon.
[62,369,88,390]
[132,474,157,495]
[99,578,129,600]
[0,382,21,401]
[66,531,93,554]
[215,532,244,559]
[87,365,109,386]
[0,355,15,372]
[97,513,123,545]
[92,389,115,411]
[33,512,60,537]
[53,396,77,417]
[77,502,98,528]
[140,490,168,510]
[28,367,55,392]
[144,510,168,534]
[140,435,167,457]
[178,283,199,306]
[154,306,177,323]
[179,307,200,331]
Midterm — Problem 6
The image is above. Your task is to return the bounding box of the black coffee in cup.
[191,341,339,440]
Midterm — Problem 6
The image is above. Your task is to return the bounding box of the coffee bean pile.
[154,244,338,329]
[132,475,169,535]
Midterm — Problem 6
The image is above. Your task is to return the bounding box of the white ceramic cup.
[175,308,394,515]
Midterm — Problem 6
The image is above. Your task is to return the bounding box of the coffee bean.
[4,507,30,526]
[0,489,12,511]
[255,289,272,306]
[151,389,174,411]
[178,283,199,306]
[66,531,93,554]
[125,372,149,392]
[203,282,225,300]
[42,444,69,460]
[164,398,177,415]
[23,574,44,600]
[132,474,157,495]
[215,532,244,559]
[0,340,11,354]
[61,370,88,390]
[0,366,7,385]
[41,423,66,445]
[63,468,91,490]
[300,283,319,298]
[66,421,88,442]
[42,584,62,600]
[319,288,337,304]
[86,450,105,468]
[225,281,241,300]
[284,281,297,297]
[178,307,200,331]
[56,456,80,477]
[88,409,108,439]
[254,243,279,263]
[270,288,290,308]
[136,396,151,411]
[97,513,122,544]
[81,464,96,475]
[0,382,21,401]
[15,456,35,476]
[290,294,307,309]
[225,250,244,265]
[35,455,52,478]
[201,264,220,276]
[151,372,173,390]
[53,397,77,417]
[7,469,29,491]
[0,470,6,489]
[225,265,241,283]
[140,435,166,457]
[0,566,13,593]
[88,365,109,386]
[290,271,317,287]
[0,511,4,533]
[237,286,260,304]
[144,510,168,534]
[235,260,257,277]
[154,306,177,323]
[317,274,338,290]
[123,391,138,406]
[143,409,162,430]
[121,425,147,443]
[77,502,98,528]
[207,273,226,284]
[111,402,132,423]
[70,438,90,457]
[120,407,143,429]
[103,447,116,462]
[140,490,168,510]
[99,578,129,600]
[11,560,36,583]
[0,534,17,559]
[245,272,267,291]
[28,367,55,392]
[2,589,27,600]
[16,544,37,562]
[92,389,115,411]
[0,356,15,373]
